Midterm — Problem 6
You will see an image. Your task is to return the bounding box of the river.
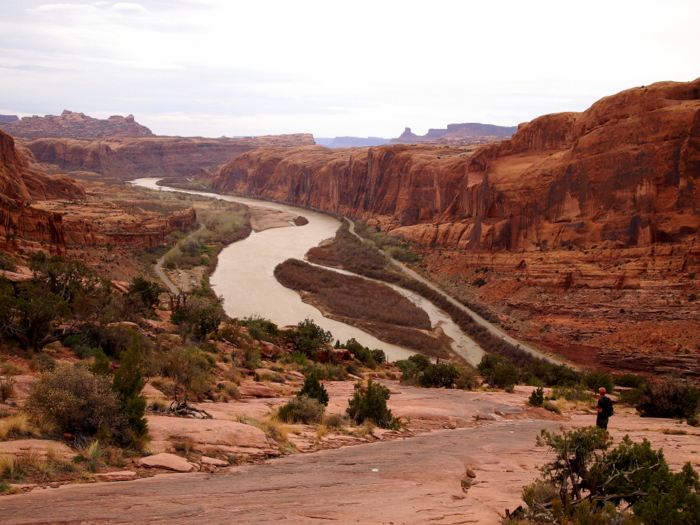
[131,178,483,364]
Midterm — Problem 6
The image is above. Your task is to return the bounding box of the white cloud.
[2,0,700,137]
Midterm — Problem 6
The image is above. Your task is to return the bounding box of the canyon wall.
[24,133,316,180]
[0,130,87,254]
[213,78,700,253]
[0,130,196,255]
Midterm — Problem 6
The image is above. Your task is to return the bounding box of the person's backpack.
[602,397,614,417]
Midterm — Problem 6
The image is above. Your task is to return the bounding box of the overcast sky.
[1,0,698,138]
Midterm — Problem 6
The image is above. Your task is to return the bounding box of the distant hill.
[0,115,19,124]
[391,123,517,145]
[315,136,389,148]
[0,110,154,140]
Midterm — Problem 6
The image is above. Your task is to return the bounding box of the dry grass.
[0,414,40,440]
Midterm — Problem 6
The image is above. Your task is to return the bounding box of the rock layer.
[24,133,316,180]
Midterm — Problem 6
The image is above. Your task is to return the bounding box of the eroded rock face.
[24,133,316,180]
[212,78,700,253]
[0,110,154,140]
[0,130,86,254]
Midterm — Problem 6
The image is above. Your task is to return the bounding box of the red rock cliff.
[212,78,700,252]
[0,130,87,254]
[25,134,316,180]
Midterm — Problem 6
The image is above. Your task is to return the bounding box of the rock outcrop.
[23,133,316,180]
[0,130,86,254]
[0,110,154,140]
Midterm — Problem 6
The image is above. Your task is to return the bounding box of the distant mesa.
[315,123,516,149]
[0,115,19,124]
[0,109,154,140]
[390,123,518,146]
[315,136,390,148]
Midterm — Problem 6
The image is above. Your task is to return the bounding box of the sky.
[1,0,699,138]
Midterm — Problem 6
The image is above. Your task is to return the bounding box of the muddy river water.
[131,178,483,364]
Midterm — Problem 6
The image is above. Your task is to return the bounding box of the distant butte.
[0,110,154,140]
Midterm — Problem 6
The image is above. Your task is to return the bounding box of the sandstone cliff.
[0,110,154,140]
[0,130,197,255]
[24,133,316,180]
[213,78,700,253]
[0,130,88,254]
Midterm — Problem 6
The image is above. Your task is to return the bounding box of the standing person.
[596,387,613,429]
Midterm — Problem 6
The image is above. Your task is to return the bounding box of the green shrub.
[636,377,700,420]
[455,367,480,390]
[584,371,614,394]
[112,333,148,442]
[514,427,700,524]
[91,347,111,376]
[614,373,648,388]
[25,364,129,440]
[408,354,431,371]
[528,387,544,407]
[346,378,398,429]
[282,318,334,359]
[243,316,279,343]
[489,361,518,389]
[396,359,420,385]
[277,395,325,424]
[419,363,459,388]
[297,370,329,406]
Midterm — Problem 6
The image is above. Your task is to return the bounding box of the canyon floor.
[2,383,698,525]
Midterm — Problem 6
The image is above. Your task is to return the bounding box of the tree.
[513,427,700,524]
[112,332,148,442]
[298,370,329,406]
[346,378,398,429]
[283,318,333,359]
[128,277,162,313]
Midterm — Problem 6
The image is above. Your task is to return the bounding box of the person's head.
[599,387,606,396]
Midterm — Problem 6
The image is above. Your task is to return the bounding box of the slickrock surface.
[146,415,278,457]
[1,420,555,525]
[3,383,700,524]
[0,440,73,460]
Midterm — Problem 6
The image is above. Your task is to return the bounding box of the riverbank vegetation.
[307,222,551,367]
[274,258,451,358]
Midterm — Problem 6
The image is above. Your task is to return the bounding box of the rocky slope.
[23,133,316,180]
[211,78,700,373]
[0,110,154,140]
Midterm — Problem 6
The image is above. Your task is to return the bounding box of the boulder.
[137,453,194,472]
[238,382,277,398]
[146,415,277,458]
[97,471,138,482]
[201,456,228,467]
